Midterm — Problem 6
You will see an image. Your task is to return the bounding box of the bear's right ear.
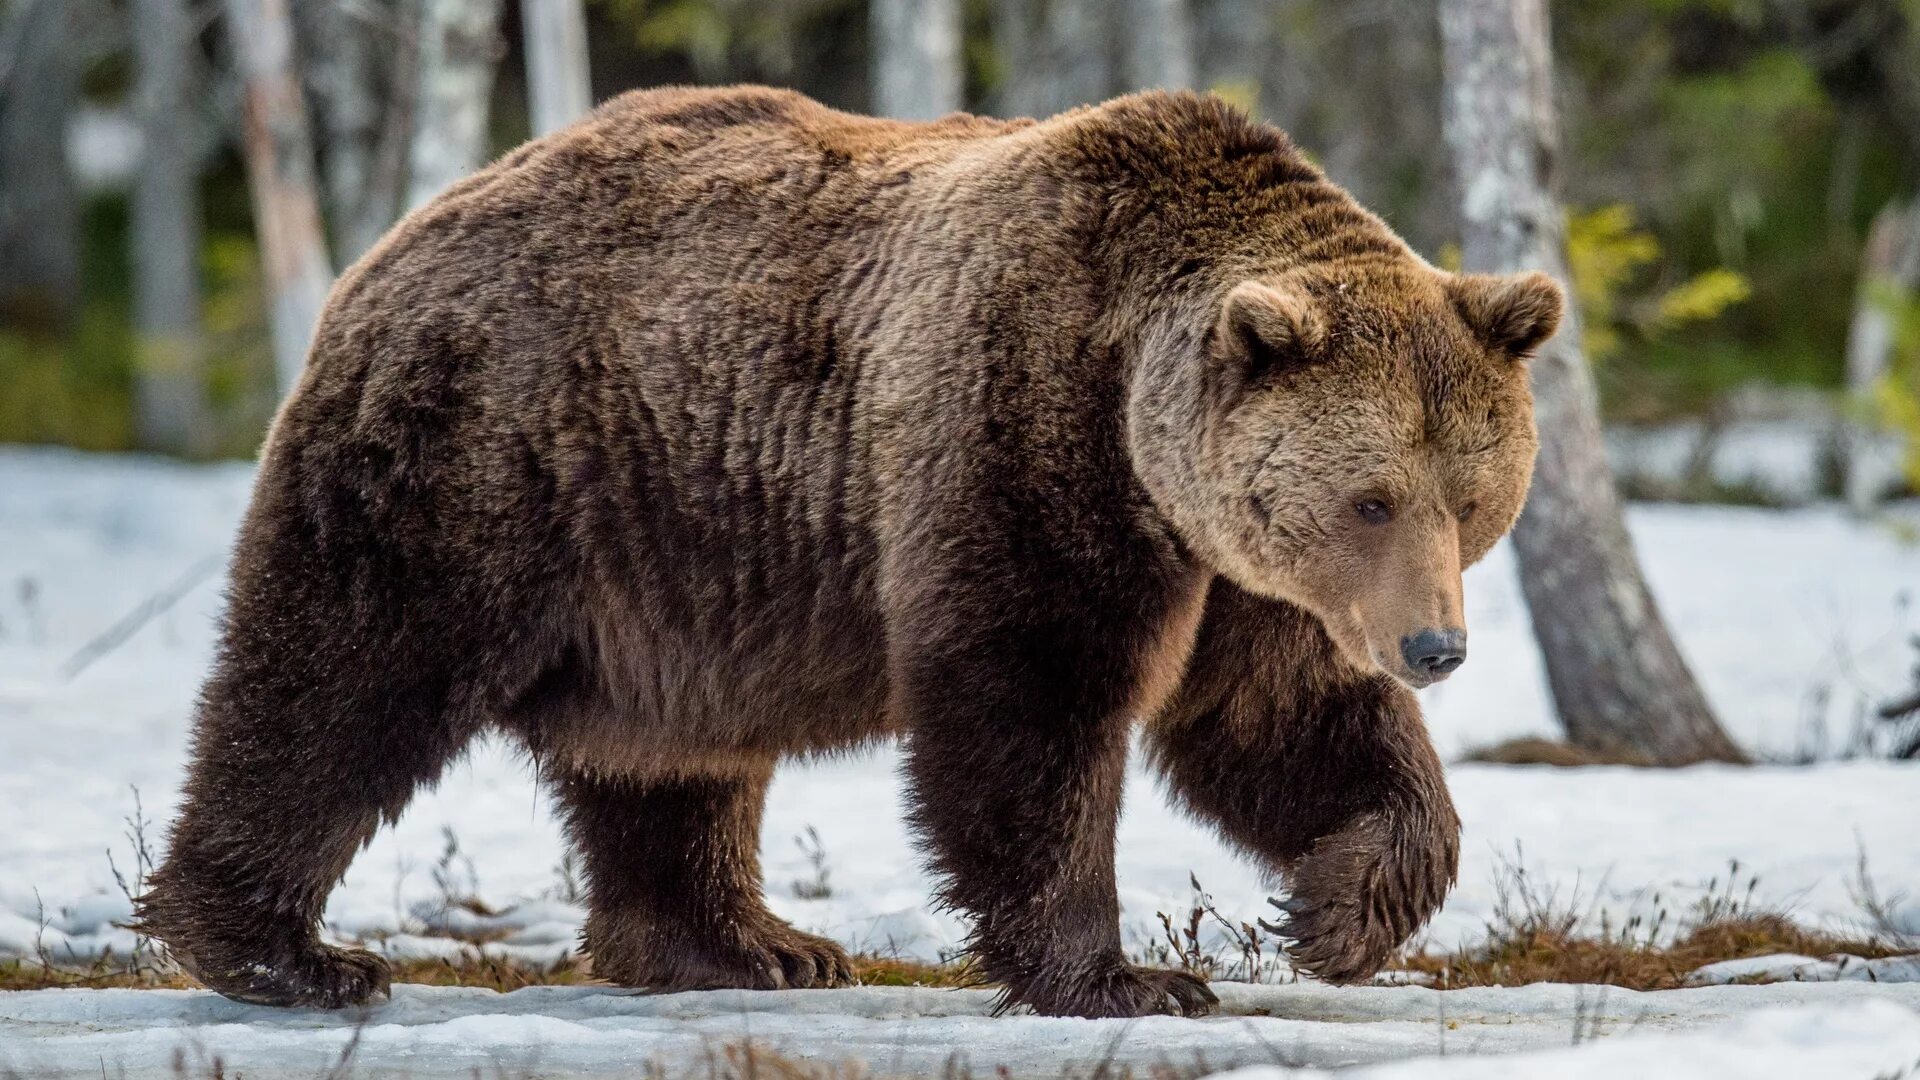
[1210,280,1327,389]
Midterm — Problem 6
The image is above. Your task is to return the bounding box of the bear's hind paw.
[1002,963,1218,1019]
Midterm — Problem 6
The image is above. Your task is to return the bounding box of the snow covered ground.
[5,981,1920,1078]
[3,447,1920,1074]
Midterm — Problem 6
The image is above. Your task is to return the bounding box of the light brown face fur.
[1143,261,1560,689]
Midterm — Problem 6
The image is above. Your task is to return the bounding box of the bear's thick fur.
[139,85,1561,1018]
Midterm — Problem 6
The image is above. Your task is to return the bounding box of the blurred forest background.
[2,0,1919,502]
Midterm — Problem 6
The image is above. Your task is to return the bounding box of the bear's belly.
[508,582,897,777]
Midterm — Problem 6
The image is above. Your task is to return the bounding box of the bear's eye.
[1458,501,1478,523]
[1354,498,1393,525]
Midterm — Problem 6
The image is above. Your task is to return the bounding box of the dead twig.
[60,555,221,680]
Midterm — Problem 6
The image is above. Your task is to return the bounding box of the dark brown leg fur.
[131,415,521,1009]
[552,765,855,991]
[136,537,480,1007]
[893,570,1217,1019]
[1145,583,1460,985]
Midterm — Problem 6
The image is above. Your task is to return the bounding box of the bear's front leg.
[1144,582,1460,984]
[894,585,1217,1018]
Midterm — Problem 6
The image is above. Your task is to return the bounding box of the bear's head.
[1131,261,1561,689]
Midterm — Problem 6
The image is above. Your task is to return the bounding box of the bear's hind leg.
[553,764,855,991]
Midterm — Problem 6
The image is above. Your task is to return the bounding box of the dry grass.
[1385,853,1909,991]
[1458,737,1655,767]
[0,951,980,994]
[3,903,1903,996]
[6,814,1911,998]
[1391,910,1900,990]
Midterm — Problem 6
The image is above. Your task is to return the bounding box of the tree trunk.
[1438,0,1745,765]
[1844,199,1920,511]
[0,0,83,331]
[1193,0,1273,111]
[989,0,1041,116]
[1120,0,1194,93]
[296,0,412,263]
[224,0,336,395]
[871,0,963,119]
[994,0,1113,118]
[522,0,593,136]
[408,0,505,209]
[130,0,212,454]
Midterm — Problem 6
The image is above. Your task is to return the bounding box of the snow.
[4,447,1920,1072]
[1606,418,1910,506]
[1686,952,1920,986]
[1214,998,1920,1080]
[5,981,1920,1078]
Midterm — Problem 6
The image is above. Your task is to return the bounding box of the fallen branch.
[59,555,222,680]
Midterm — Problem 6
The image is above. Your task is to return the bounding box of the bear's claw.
[595,919,858,993]
[1263,810,1458,985]
[1000,962,1218,1018]
[213,944,392,1009]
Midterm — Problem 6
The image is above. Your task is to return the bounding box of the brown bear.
[137,85,1560,1019]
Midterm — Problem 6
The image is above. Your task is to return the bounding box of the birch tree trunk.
[0,0,83,331]
[224,0,336,395]
[131,0,212,453]
[871,0,962,119]
[408,0,505,209]
[1439,0,1745,765]
[1844,200,1920,511]
[297,0,412,263]
[1120,0,1194,93]
[994,0,1113,117]
[1193,0,1271,111]
[522,0,593,136]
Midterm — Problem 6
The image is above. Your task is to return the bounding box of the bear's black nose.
[1402,629,1467,678]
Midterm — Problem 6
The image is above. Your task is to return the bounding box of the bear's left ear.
[1449,271,1564,360]
[1210,279,1327,389]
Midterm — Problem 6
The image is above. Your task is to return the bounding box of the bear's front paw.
[1003,963,1218,1018]
[1266,809,1457,985]
[210,944,392,1009]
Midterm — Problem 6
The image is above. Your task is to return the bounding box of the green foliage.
[0,309,135,451]
[600,0,734,73]
[1566,204,1750,364]
[0,194,274,457]
[1207,79,1261,117]
[592,0,853,80]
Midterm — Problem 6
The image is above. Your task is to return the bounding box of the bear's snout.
[1400,628,1468,684]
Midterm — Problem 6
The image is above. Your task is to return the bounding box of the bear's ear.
[1211,279,1327,388]
[1449,271,1564,360]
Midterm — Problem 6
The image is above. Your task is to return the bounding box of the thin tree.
[408,0,505,209]
[130,0,213,454]
[296,0,414,264]
[1120,0,1194,93]
[994,0,1113,117]
[1439,0,1745,764]
[871,0,962,120]
[522,0,593,136]
[1843,200,1920,511]
[0,0,83,331]
[1193,0,1273,113]
[224,0,336,394]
